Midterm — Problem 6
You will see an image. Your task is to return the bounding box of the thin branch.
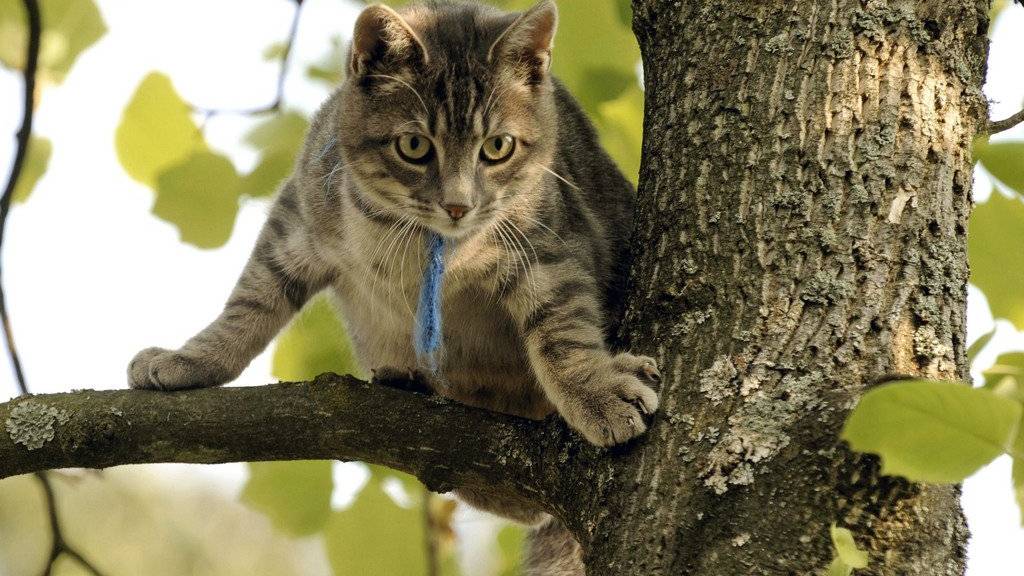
[424,486,440,576]
[988,108,1024,135]
[0,0,41,396]
[37,473,105,576]
[0,375,584,509]
[190,0,304,120]
[3,7,106,576]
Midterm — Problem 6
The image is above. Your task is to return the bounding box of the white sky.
[0,1,1023,574]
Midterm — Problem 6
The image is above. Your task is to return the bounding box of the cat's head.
[337,0,559,239]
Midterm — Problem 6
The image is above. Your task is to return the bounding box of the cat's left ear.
[488,0,558,84]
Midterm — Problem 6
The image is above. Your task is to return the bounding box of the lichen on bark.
[5,399,70,450]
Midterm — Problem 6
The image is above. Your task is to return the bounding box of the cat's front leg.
[129,185,333,390]
[504,263,661,447]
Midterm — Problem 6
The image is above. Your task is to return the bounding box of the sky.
[0,1,1023,574]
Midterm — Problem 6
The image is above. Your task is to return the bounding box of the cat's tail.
[524,516,585,576]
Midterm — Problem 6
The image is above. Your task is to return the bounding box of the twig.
[2,3,107,576]
[38,473,106,576]
[190,0,304,120]
[988,109,1024,135]
[424,486,440,576]
[0,0,40,396]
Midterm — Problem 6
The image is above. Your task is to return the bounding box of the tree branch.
[191,0,304,120]
[0,374,569,507]
[988,108,1024,135]
[38,473,105,576]
[1,0,41,396]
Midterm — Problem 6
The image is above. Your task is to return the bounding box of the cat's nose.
[442,203,471,221]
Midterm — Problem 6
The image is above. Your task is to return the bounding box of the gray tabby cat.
[128,1,659,573]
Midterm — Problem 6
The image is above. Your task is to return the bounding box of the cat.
[128,1,659,573]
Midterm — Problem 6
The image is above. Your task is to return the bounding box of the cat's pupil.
[410,136,421,150]
[492,138,503,150]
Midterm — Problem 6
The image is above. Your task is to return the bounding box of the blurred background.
[0,0,1022,574]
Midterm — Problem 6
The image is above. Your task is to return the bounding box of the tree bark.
[590,0,987,573]
[1,0,991,574]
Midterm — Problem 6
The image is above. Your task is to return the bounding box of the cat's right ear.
[349,4,429,78]
[488,0,558,85]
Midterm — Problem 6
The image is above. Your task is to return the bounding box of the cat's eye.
[395,134,433,164]
[480,134,516,163]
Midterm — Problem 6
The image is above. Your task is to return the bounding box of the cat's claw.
[612,353,662,387]
[561,353,661,447]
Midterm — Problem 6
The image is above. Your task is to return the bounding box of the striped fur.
[128,2,660,573]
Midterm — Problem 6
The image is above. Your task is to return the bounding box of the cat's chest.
[333,275,524,366]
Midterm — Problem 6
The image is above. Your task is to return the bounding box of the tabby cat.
[128,1,659,573]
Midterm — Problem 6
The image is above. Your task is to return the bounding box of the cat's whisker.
[316,136,337,162]
[483,82,514,119]
[492,221,519,300]
[322,163,345,202]
[536,163,581,191]
[369,216,414,305]
[397,220,422,317]
[498,219,538,310]
[380,217,418,305]
[505,219,543,311]
[366,74,429,116]
[491,205,567,246]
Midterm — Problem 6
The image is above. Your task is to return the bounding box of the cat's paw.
[127,347,232,391]
[371,366,436,394]
[560,353,661,447]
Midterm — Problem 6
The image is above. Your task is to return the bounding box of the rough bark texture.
[0,375,564,505]
[1,0,991,574]
[594,0,987,573]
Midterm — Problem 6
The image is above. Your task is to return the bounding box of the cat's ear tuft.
[488,0,558,84]
[350,4,429,77]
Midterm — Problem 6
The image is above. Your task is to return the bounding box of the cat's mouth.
[425,214,480,239]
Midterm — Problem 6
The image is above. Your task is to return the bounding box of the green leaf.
[825,525,868,575]
[1014,457,1024,525]
[497,524,526,576]
[324,468,427,576]
[153,151,241,249]
[306,36,345,87]
[967,328,996,365]
[272,294,361,382]
[593,84,644,185]
[12,135,51,203]
[241,461,334,537]
[831,525,868,569]
[0,0,106,84]
[548,0,640,115]
[240,151,295,198]
[263,41,287,61]
[241,112,310,198]
[982,351,1024,402]
[969,191,1024,330]
[975,139,1024,196]
[842,380,1022,483]
[615,0,633,28]
[116,72,205,188]
[245,112,309,152]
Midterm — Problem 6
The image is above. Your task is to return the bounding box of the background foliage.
[0,0,641,574]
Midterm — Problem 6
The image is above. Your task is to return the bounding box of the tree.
[3,0,1024,574]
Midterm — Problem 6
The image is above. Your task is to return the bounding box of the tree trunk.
[572,0,988,573]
